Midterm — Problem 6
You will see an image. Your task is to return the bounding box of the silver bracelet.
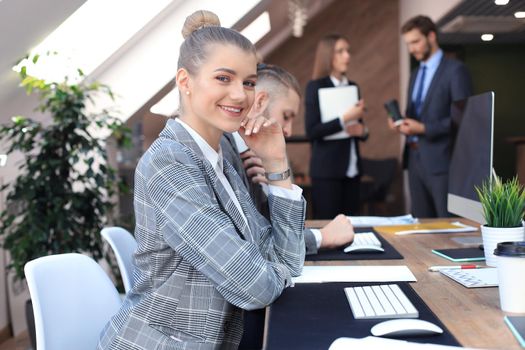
[265,168,291,181]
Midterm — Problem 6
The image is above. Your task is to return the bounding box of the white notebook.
[318,85,358,140]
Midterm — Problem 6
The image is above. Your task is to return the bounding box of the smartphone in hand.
[384,99,404,126]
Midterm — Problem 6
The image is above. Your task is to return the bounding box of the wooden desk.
[265,219,521,350]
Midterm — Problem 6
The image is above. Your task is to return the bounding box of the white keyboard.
[343,232,384,253]
[344,284,419,319]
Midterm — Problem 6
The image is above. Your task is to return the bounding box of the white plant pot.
[480,225,525,267]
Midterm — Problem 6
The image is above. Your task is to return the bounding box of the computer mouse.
[343,245,385,253]
[370,319,443,337]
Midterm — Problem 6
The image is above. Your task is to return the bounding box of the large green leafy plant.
[0,55,131,280]
[475,175,525,228]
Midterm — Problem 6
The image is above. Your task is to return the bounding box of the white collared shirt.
[330,75,359,178]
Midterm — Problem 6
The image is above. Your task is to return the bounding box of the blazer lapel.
[201,160,251,241]
[221,134,250,190]
[163,120,250,241]
[222,159,255,243]
[321,76,335,88]
[406,69,418,118]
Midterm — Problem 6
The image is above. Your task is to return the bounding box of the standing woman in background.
[305,34,369,219]
[97,10,306,350]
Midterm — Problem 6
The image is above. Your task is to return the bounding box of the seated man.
[222,63,358,350]
[223,63,356,255]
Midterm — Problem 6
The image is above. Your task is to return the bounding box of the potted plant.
[0,54,130,347]
[475,175,525,266]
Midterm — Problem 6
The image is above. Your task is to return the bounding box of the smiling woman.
[96,10,306,350]
[176,45,258,146]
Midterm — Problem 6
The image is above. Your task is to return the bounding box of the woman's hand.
[342,99,366,123]
[345,122,364,137]
[239,115,288,172]
[239,115,291,188]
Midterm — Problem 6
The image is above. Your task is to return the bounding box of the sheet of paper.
[439,268,498,288]
[293,265,417,284]
[318,85,358,140]
[347,214,417,227]
[329,336,478,350]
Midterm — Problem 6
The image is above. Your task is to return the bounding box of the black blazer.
[304,76,366,179]
[404,56,472,174]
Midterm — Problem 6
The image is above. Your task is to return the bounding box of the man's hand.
[319,214,355,249]
[240,150,268,185]
[398,118,425,136]
[387,117,399,131]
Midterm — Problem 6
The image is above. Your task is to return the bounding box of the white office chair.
[101,226,138,293]
[24,253,121,350]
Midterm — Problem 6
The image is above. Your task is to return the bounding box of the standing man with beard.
[390,15,472,218]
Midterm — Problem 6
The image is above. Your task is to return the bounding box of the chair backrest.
[101,226,138,293]
[24,253,121,350]
[360,158,398,202]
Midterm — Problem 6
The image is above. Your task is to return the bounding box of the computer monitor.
[447,91,494,224]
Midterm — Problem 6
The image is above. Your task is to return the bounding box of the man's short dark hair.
[401,15,437,36]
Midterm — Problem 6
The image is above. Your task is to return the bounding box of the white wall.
[0,85,46,336]
[0,157,7,335]
[0,245,7,336]
[1,0,85,334]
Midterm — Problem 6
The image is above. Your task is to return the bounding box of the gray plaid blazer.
[97,119,306,350]
[221,134,318,255]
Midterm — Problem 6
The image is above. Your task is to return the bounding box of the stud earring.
[185,91,190,95]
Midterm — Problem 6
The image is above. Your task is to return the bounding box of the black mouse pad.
[305,228,403,261]
[265,282,459,349]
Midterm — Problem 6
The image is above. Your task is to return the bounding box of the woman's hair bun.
[182,10,221,39]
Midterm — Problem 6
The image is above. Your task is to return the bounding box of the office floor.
[0,331,30,350]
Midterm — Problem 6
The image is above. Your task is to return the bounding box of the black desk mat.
[306,228,403,261]
[265,282,459,349]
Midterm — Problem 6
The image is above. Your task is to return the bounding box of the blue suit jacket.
[405,56,472,174]
[98,119,306,349]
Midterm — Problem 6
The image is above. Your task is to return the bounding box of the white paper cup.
[494,241,525,313]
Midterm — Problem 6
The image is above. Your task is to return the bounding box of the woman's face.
[331,39,351,76]
[183,44,257,144]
